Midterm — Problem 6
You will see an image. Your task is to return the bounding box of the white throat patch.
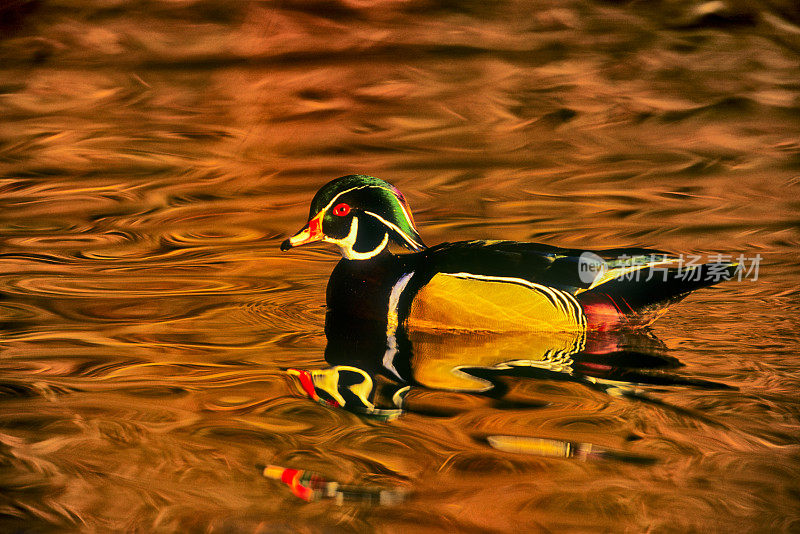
[324,216,389,260]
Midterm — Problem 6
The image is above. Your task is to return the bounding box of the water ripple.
[0,1,798,531]
[3,274,290,298]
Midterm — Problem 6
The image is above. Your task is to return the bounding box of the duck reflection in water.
[281,175,736,421]
[287,308,731,421]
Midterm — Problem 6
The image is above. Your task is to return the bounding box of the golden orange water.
[1,1,799,531]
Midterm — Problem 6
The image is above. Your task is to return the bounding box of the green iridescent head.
[281,175,426,260]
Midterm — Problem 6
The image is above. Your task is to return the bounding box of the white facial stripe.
[388,194,417,238]
[314,183,421,245]
[317,185,370,215]
[363,210,424,251]
[323,216,389,260]
[317,184,399,218]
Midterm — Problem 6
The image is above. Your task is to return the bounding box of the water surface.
[1,1,799,531]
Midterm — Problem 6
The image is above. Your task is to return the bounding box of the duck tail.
[577,261,738,328]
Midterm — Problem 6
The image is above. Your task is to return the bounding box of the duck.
[281,174,736,334]
[279,175,737,418]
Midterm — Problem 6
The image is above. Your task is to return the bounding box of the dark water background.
[1,0,799,531]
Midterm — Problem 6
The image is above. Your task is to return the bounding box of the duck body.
[325,238,733,336]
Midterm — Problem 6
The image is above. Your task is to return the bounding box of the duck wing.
[418,240,666,291]
[412,240,736,328]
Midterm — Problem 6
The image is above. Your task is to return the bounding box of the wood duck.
[281,174,736,333]
[280,175,737,418]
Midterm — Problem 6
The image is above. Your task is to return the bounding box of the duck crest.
[282,175,424,260]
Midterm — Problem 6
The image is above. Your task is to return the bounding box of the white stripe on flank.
[447,272,560,308]
[444,272,586,328]
[383,271,415,380]
[561,290,587,328]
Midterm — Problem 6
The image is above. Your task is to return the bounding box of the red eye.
[333,203,350,217]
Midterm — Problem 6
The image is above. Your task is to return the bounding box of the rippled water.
[1,1,799,531]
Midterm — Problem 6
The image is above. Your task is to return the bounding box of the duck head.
[280,175,426,260]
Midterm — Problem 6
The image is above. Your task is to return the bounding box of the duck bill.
[280,212,324,251]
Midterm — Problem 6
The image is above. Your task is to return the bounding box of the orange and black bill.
[280,212,324,251]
